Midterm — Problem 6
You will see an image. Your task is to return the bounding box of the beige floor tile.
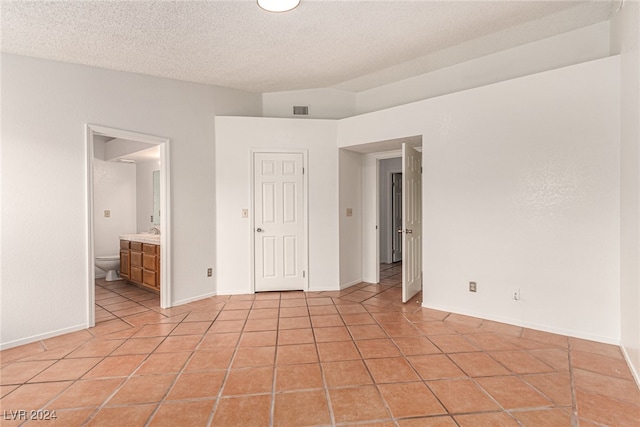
[322,359,373,387]
[3,277,638,426]
[148,399,215,427]
[211,395,271,426]
[476,376,553,409]
[87,403,156,426]
[454,412,520,426]
[275,362,323,391]
[378,382,446,418]
[222,366,273,396]
[329,385,390,423]
[107,374,175,405]
[165,371,225,400]
[428,379,500,413]
[273,390,331,427]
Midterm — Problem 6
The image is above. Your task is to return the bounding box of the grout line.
[5,267,638,426]
[567,339,580,427]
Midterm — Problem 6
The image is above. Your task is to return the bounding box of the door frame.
[85,124,172,328]
[249,148,309,293]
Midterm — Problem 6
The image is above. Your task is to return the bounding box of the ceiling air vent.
[293,105,309,116]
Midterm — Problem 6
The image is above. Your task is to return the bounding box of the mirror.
[153,170,160,225]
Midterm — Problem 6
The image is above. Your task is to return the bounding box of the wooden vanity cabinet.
[119,240,130,280]
[120,240,160,292]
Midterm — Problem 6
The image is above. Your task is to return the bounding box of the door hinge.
[420,166,423,173]
[303,271,306,278]
[303,167,305,174]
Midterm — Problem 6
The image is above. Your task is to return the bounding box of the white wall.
[136,159,161,233]
[338,57,621,343]
[214,117,339,294]
[338,149,363,287]
[612,0,640,382]
[93,159,137,260]
[378,157,402,263]
[1,54,261,349]
[262,88,356,119]
[355,22,611,114]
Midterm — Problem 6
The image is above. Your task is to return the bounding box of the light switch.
[242,209,249,218]
[346,208,353,217]
[104,210,111,218]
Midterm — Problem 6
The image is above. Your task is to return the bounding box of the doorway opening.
[86,124,172,328]
[340,135,422,305]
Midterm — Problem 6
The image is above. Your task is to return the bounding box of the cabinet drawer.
[130,266,143,283]
[143,244,157,255]
[120,240,130,249]
[130,251,143,267]
[130,241,143,251]
[143,269,157,288]
[143,253,156,270]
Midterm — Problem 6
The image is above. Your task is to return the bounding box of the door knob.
[256,228,263,232]
[397,229,403,233]
[405,229,413,234]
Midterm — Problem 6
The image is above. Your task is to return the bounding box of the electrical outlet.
[469,282,477,292]
[207,268,212,277]
[104,210,110,218]
[346,208,353,217]
[513,289,521,301]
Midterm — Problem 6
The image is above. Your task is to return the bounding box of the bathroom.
[93,135,161,300]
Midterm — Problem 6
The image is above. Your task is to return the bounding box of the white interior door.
[254,152,306,292]
[402,143,422,302]
[391,172,403,263]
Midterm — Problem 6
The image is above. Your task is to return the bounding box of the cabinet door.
[130,251,143,267]
[156,247,160,285]
[143,253,156,270]
[142,244,157,255]
[119,250,130,279]
[143,269,158,289]
[130,266,143,284]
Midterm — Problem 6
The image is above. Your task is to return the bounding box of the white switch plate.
[242,209,249,218]
[104,210,110,218]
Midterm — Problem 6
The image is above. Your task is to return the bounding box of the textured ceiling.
[1,1,614,93]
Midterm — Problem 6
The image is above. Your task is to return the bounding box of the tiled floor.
[1,263,639,426]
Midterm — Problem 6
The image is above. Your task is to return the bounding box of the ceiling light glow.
[257,0,300,13]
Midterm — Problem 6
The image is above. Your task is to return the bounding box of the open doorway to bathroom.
[86,124,171,328]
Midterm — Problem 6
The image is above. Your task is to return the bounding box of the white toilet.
[95,255,121,281]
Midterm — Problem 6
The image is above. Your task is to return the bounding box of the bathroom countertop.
[119,233,161,244]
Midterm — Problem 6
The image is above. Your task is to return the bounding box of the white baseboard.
[172,291,218,306]
[308,286,341,292]
[621,346,640,389]
[422,302,620,346]
[215,288,254,296]
[339,279,362,290]
[0,323,88,351]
